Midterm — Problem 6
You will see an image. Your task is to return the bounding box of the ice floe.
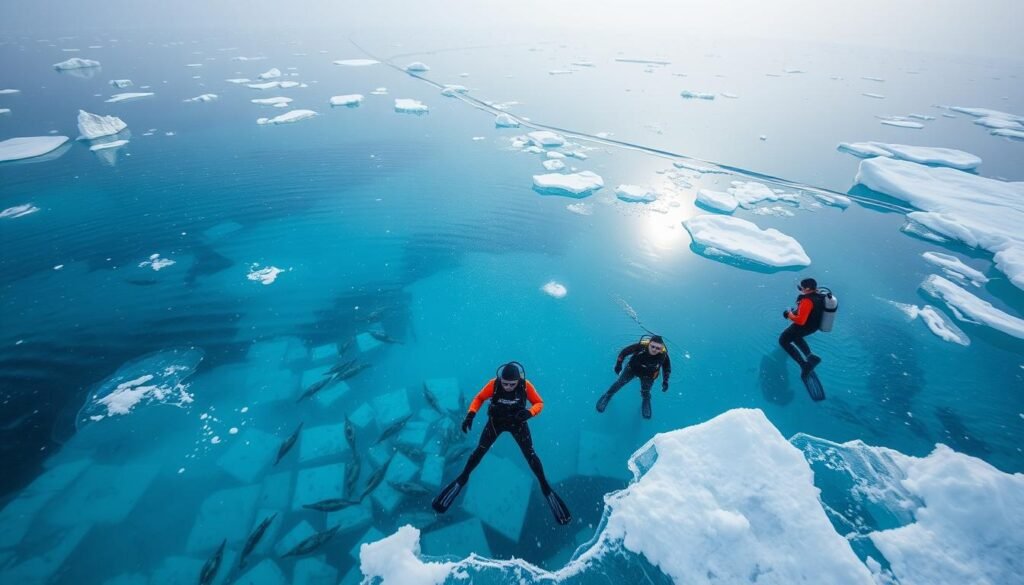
[371,87,388,95]
[0,88,20,94]
[89,139,128,151]
[856,157,1024,290]
[721,92,739,99]
[527,130,565,147]
[862,92,885,99]
[921,274,1024,339]
[248,81,300,90]
[680,90,715,100]
[394,99,428,114]
[862,76,885,82]
[566,202,592,215]
[837,142,982,170]
[53,57,100,70]
[683,215,811,267]
[184,93,217,103]
[695,188,739,213]
[333,59,379,66]
[247,264,285,284]
[105,80,132,89]
[329,94,363,107]
[77,348,203,423]
[494,113,519,128]
[943,105,1023,123]
[908,113,936,121]
[440,84,468,97]
[890,301,970,346]
[0,136,69,162]
[973,116,1022,130]
[105,92,154,103]
[256,109,317,125]
[251,96,292,107]
[226,78,251,84]
[992,128,1024,140]
[615,184,657,203]
[728,181,800,208]
[880,119,923,129]
[922,252,988,286]
[405,62,430,72]
[533,171,604,197]
[541,281,567,298]
[0,108,10,115]
[77,110,126,139]
[257,67,281,80]
[542,159,565,171]
[138,253,175,271]
[1,204,40,218]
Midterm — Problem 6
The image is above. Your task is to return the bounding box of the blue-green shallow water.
[1,31,1022,583]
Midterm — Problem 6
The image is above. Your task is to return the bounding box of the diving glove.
[461,411,475,434]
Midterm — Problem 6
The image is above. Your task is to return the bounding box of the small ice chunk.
[680,90,715,100]
[809,191,852,208]
[728,181,799,208]
[615,184,657,203]
[251,97,292,107]
[53,57,101,70]
[862,92,886,99]
[974,116,1022,130]
[549,69,573,75]
[905,304,971,346]
[532,171,604,197]
[257,67,282,80]
[541,281,567,298]
[880,119,924,129]
[89,139,128,152]
[862,76,885,82]
[992,128,1024,140]
[333,59,379,66]
[0,88,20,94]
[920,274,1024,339]
[247,264,284,284]
[542,159,565,171]
[546,151,566,159]
[0,136,69,162]
[78,110,127,139]
[494,113,519,127]
[695,189,738,213]
[370,87,388,95]
[138,252,174,271]
[184,94,218,102]
[108,79,132,88]
[527,131,565,147]
[247,81,299,90]
[1,204,40,219]
[721,92,739,99]
[908,113,936,121]
[105,92,154,103]
[405,62,430,72]
[0,108,9,115]
[329,94,363,107]
[440,84,467,96]
[256,109,317,125]
[683,215,811,267]
[922,252,988,286]
[394,99,428,114]
[226,78,251,84]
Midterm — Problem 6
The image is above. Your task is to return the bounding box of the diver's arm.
[524,381,544,417]
[467,380,495,413]
[787,299,813,326]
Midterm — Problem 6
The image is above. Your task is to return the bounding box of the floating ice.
[527,131,565,147]
[257,67,282,80]
[138,253,175,271]
[862,92,885,99]
[720,92,739,99]
[752,205,794,217]
[922,252,988,286]
[248,81,300,90]
[77,109,127,139]
[0,88,20,94]
[908,113,936,121]
[329,94,363,107]
[566,202,592,215]
[695,188,738,213]
[105,92,154,103]
[1,204,40,218]
[862,76,885,82]
[0,136,69,162]
[359,526,454,584]
[728,181,800,208]
[89,139,128,152]
[184,93,218,102]
[837,142,981,170]
[405,62,430,72]
[532,171,604,197]
[333,59,379,66]
[394,99,428,114]
[0,108,9,115]
[992,128,1024,140]
[921,274,1024,339]
[541,281,567,298]
[371,87,388,95]
[440,84,468,96]
[855,157,1024,290]
[890,301,970,345]
[541,159,565,171]
[256,109,317,125]
[226,78,251,84]
[683,215,811,267]
[615,184,657,203]
[251,96,292,107]
[53,57,100,70]
[247,264,284,284]
[680,90,715,100]
[108,79,132,88]
[943,105,1023,123]
[973,116,1022,130]
[494,113,519,127]
[880,119,924,129]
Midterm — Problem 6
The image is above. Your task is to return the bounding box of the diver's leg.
[456,419,501,483]
[639,376,654,419]
[778,325,807,365]
[510,423,552,494]
[597,369,636,412]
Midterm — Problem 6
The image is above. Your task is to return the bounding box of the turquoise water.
[1,32,1023,583]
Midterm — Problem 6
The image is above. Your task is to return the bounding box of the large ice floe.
[251,96,292,107]
[528,130,566,147]
[922,251,988,287]
[855,157,1024,290]
[920,274,1024,340]
[0,136,69,162]
[728,180,801,208]
[77,109,127,139]
[256,109,317,125]
[683,215,811,268]
[614,184,657,203]
[76,348,203,426]
[837,142,982,171]
[532,171,604,197]
[105,92,154,103]
[394,98,428,114]
[695,188,739,213]
[248,81,301,90]
[889,301,970,345]
[53,57,100,70]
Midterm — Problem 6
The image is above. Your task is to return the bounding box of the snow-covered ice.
[944,105,1022,123]
[880,119,924,129]
[247,264,284,284]
[184,94,217,103]
[494,113,519,127]
[890,301,970,345]
[615,184,657,203]
[683,215,811,267]
[527,131,566,147]
[440,84,468,96]
[0,204,40,219]
[257,68,281,80]
[972,116,1021,130]
[542,159,565,171]
[77,110,127,139]
[138,253,174,271]
[680,90,715,100]
[105,92,154,103]
[108,79,132,88]
[921,274,1024,339]
[251,97,292,107]
[992,128,1024,140]
[248,81,300,90]
[256,109,317,125]
[226,78,251,84]
[333,59,379,66]
[728,181,800,208]
[533,171,604,197]
[89,139,128,151]
[837,141,981,170]
[394,99,428,114]
[922,251,988,286]
[0,136,69,162]
[405,62,430,72]
[541,281,567,298]
[695,188,739,213]
[329,94,363,107]
[53,57,100,70]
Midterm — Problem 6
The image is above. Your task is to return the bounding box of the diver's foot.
[596,392,612,413]
[641,395,652,419]
[805,355,822,371]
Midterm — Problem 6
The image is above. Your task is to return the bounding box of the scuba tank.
[817,287,838,332]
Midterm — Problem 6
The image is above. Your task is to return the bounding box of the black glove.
[514,409,532,422]
[662,381,669,393]
[614,363,622,375]
[461,411,475,434]
[783,309,791,319]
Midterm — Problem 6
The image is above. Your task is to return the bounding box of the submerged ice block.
[326,501,373,534]
[349,402,375,429]
[423,378,463,414]
[370,481,404,516]
[421,518,492,558]
[395,420,429,448]
[355,332,383,353]
[384,452,420,483]
[0,458,90,548]
[419,454,445,489]
[273,520,316,557]
[235,559,286,585]
[299,423,350,464]
[216,428,279,483]
[348,527,385,559]
[0,525,89,583]
[186,484,260,553]
[293,557,338,585]
[309,343,338,365]
[293,463,347,510]
[462,455,532,541]
[313,380,350,409]
[371,388,412,428]
[46,462,159,527]
[257,471,293,509]
[577,429,622,478]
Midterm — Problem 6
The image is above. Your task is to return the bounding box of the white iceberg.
[922,252,988,286]
[695,189,739,213]
[533,171,604,197]
[333,59,379,66]
[542,159,565,171]
[53,57,100,70]
[683,215,811,267]
[105,92,154,103]
[256,109,317,125]
[680,90,715,100]
[527,131,565,147]
[0,108,10,115]
[108,79,132,88]
[251,97,292,107]
[920,274,1024,340]
[541,281,567,298]
[890,301,970,346]
[405,62,430,72]
[225,78,251,84]
[77,110,127,139]
[184,94,218,103]
[494,113,519,128]
[855,157,1024,290]
[257,67,281,80]
[615,184,657,203]
[394,99,428,113]
[0,136,70,163]
[837,142,982,170]
[0,204,40,218]
[329,94,363,107]
[992,128,1024,140]
[0,89,20,94]
[440,84,468,97]
[728,181,800,208]
[89,139,129,151]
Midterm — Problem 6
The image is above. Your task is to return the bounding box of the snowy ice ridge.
[77,110,127,140]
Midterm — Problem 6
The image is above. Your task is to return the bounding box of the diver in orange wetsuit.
[780,277,825,374]
[431,362,571,525]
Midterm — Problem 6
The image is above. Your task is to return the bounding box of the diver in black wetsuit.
[596,335,672,419]
[780,278,825,374]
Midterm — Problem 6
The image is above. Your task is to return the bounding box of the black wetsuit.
[605,342,672,399]
[779,292,824,364]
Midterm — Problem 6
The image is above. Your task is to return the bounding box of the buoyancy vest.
[627,343,667,379]
[486,379,527,420]
[795,292,825,332]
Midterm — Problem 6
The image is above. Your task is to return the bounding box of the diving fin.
[641,393,652,419]
[801,370,826,402]
[544,489,572,525]
[431,479,464,514]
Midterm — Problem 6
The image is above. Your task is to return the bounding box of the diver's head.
[647,335,665,355]
[499,363,522,391]
[798,278,818,293]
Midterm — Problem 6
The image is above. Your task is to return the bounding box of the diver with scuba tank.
[596,334,672,419]
[779,277,838,376]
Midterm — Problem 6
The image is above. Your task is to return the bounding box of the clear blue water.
[1,31,1022,583]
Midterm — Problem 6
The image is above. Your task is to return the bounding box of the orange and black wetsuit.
[455,378,552,493]
[779,292,824,365]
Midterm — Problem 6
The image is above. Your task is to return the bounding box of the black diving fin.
[431,478,464,514]
[544,488,572,525]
